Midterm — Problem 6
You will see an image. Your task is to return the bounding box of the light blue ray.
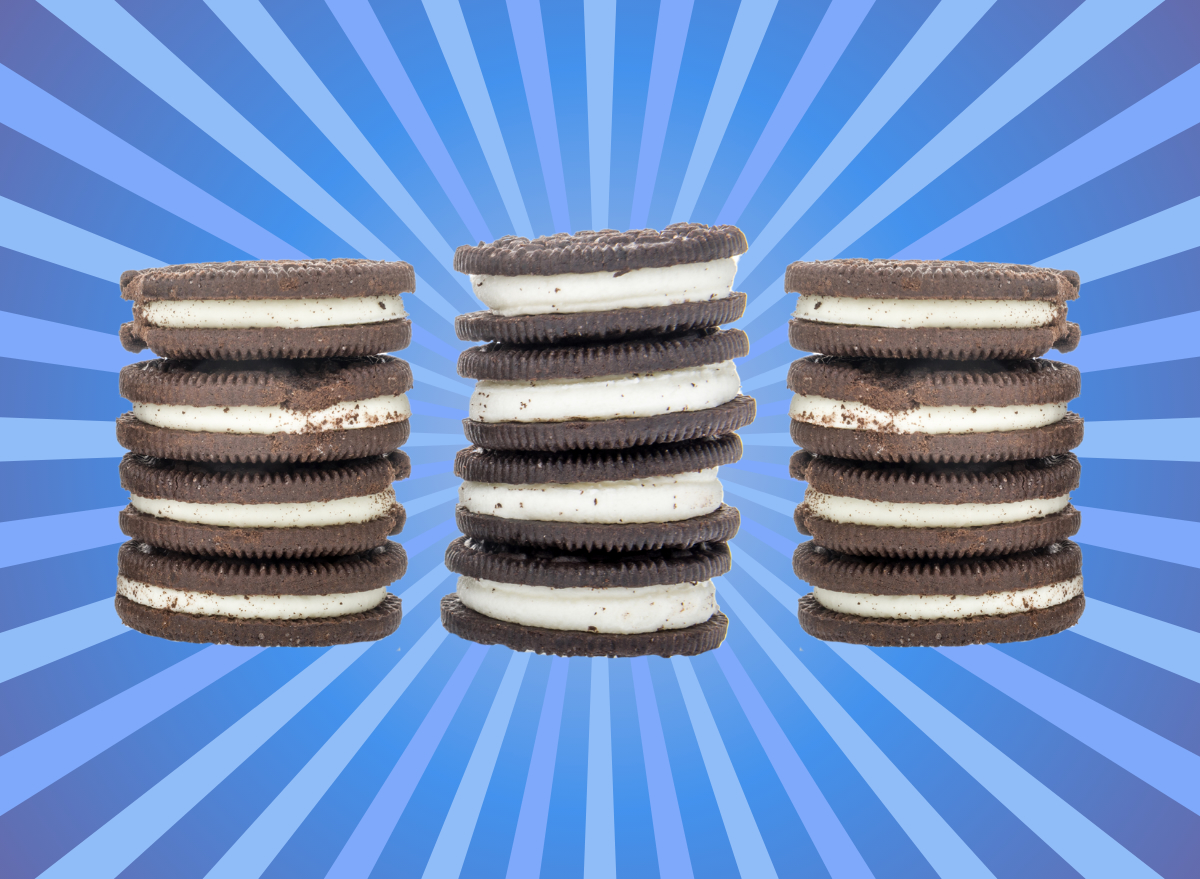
[628,0,695,230]
[421,650,530,879]
[402,487,459,516]
[805,0,1167,260]
[715,576,992,878]
[0,195,161,280]
[630,656,694,879]
[0,63,304,260]
[412,271,461,324]
[394,565,456,615]
[1074,506,1200,568]
[831,644,1158,879]
[421,0,533,238]
[1037,196,1200,282]
[1058,310,1200,373]
[0,312,138,372]
[1072,600,1200,685]
[584,0,616,231]
[670,0,780,223]
[0,507,125,569]
[506,656,570,878]
[409,363,472,397]
[735,267,789,330]
[405,433,471,448]
[715,648,873,879]
[0,599,125,686]
[715,0,876,225]
[898,63,1200,259]
[0,417,124,461]
[325,0,491,243]
[39,644,369,879]
[741,362,790,392]
[37,0,394,260]
[729,547,805,614]
[941,645,1200,815]
[1075,418,1200,462]
[204,622,448,879]
[506,0,571,234]
[201,0,459,278]
[721,481,794,517]
[584,658,616,879]
[0,645,261,816]
[739,432,795,448]
[736,0,999,281]
[672,656,779,879]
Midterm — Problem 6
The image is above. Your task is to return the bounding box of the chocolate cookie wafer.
[116,540,405,646]
[794,540,1084,647]
[786,259,1080,359]
[120,259,414,360]
[788,356,1082,463]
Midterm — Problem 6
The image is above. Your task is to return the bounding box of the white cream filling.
[471,258,738,316]
[804,490,1071,528]
[456,575,716,634]
[470,362,740,423]
[132,394,410,435]
[141,296,407,329]
[789,395,1067,435]
[117,575,386,620]
[128,489,397,528]
[460,469,722,524]
[813,576,1082,620]
[794,296,1056,329]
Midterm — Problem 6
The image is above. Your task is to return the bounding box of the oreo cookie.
[115,540,406,646]
[120,259,414,360]
[786,259,1080,360]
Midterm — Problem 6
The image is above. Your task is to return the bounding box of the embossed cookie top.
[785,259,1079,301]
[121,259,415,301]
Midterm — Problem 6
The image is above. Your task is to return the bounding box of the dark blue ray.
[1074,357,1200,422]
[1082,546,1200,632]
[608,0,661,232]
[608,658,659,875]
[1074,459,1200,523]
[1071,247,1199,334]
[541,1,591,232]
[0,459,123,523]
[0,248,127,333]
[539,658,590,878]
[0,358,121,421]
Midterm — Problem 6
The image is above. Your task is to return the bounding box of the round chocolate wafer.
[120,320,412,360]
[123,259,415,300]
[785,259,1078,301]
[441,594,727,657]
[788,321,1080,360]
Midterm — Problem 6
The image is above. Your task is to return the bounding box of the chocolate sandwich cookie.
[788,356,1082,463]
[117,356,412,463]
[115,540,406,646]
[454,223,748,343]
[120,259,414,360]
[795,540,1084,647]
[119,451,409,558]
[460,329,755,451]
[791,451,1080,558]
[786,259,1080,360]
[454,435,742,551]
[442,538,730,657]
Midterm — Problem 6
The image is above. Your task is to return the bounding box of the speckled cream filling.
[789,395,1067,435]
[117,575,387,620]
[793,296,1056,329]
[128,489,397,528]
[813,576,1082,620]
[131,394,410,434]
[804,490,1072,528]
[141,296,406,329]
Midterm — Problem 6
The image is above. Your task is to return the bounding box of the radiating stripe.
[38,644,369,879]
[1075,418,1200,462]
[738,432,795,447]
[325,643,488,879]
[898,63,1200,260]
[584,0,617,230]
[1074,506,1200,568]
[406,433,473,448]
[0,418,124,461]
[714,648,873,879]
[672,657,779,879]
[741,362,790,392]
[0,312,138,373]
[395,565,456,614]
[629,656,694,879]
[0,645,260,816]
[204,623,450,879]
[1072,599,1200,685]
[670,0,781,223]
[0,507,124,569]
[805,0,1168,260]
[412,271,462,324]
[409,362,473,396]
[720,481,794,516]
[403,487,460,516]
[1037,196,1200,282]
[627,0,694,229]
[421,0,534,238]
[715,0,875,225]
[0,599,125,686]
[421,650,530,879]
[584,658,616,879]
[716,576,995,878]
[36,0,394,259]
[0,196,161,281]
[832,644,1159,879]
[505,656,569,878]
[736,0,998,282]
[325,0,492,243]
[0,63,303,261]
[941,645,1200,815]
[1058,311,1200,373]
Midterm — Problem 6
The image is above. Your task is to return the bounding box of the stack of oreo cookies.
[112,260,413,646]
[440,224,756,657]
[786,259,1086,646]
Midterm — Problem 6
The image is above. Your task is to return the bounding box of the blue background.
[1,1,1198,876]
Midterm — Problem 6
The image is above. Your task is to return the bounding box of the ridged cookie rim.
[122,259,415,301]
[788,320,1080,359]
[784,259,1079,302]
[119,320,412,360]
